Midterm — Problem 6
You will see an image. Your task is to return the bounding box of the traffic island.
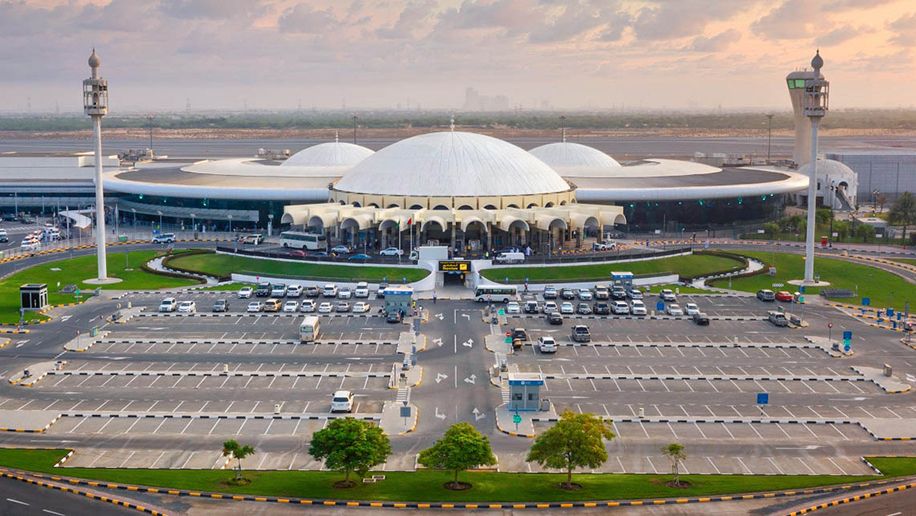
[852,366,912,394]
[858,418,916,440]
[0,410,61,433]
[380,401,418,435]
[7,361,64,387]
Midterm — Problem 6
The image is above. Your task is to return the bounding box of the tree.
[856,223,875,243]
[308,417,391,487]
[889,192,916,247]
[222,439,255,481]
[815,208,832,227]
[762,222,780,240]
[526,410,615,489]
[662,443,687,487]
[418,422,496,489]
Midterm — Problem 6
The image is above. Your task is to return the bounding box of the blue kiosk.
[508,372,545,411]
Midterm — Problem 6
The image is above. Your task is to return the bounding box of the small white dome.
[333,131,570,197]
[529,142,621,177]
[798,158,856,182]
[282,142,374,168]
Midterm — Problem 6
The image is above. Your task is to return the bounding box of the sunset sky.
[3,0,916,112]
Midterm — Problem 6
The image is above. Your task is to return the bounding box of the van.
[354,282,370,298]
[494,251,525,264]
[240,234,263,245]
[263,299,282,312]
[159,297,177,312]
[768,311,789,327]
[299,316,321,342]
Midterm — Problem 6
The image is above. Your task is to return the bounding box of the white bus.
[474,285,519,303]
[299,316,321,342]
[281,231,327,251]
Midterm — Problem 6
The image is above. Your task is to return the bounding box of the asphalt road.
[0,475,136,516]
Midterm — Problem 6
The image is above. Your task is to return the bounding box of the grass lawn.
[481,253,744,284]
[709,250,915,308]
[0,250,199,325]
[166,252,429,283]
[1,449,913,503]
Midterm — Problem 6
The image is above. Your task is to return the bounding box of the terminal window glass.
[513,393,523,400]
[528,394,536,401]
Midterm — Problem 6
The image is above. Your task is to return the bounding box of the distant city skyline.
[2,0,916,113]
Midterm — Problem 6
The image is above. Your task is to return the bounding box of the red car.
[289,250,306,258]
[775,291,794,302]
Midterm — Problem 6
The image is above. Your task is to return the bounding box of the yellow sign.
[439,261,469,272]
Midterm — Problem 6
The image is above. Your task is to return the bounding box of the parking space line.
[694,423,707,439]
[637,421,650,438]
[645,456,659,474]
[829,424,850,440]
[768,457,785,474]
[122,418,142,435]
[179,419,194,434]
[774,423,792,439]
[706,457,722,474]
[747,423,764,439]
[800,423,819,438]
[735,456,752,474]
[797,457,817,475]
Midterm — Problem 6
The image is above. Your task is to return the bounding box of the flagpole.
[398,220,401,264]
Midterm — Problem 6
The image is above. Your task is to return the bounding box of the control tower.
[786,63,827,166]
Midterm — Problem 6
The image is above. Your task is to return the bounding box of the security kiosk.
[508,372,545,412]
[20,284,49,311]
[383,286,413,316]
[611,271,634,289]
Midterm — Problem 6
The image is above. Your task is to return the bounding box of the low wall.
[475,273,680,291]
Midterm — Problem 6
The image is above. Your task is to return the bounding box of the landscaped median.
[0,250,200,325]
[1,449,914,505]
[480,251,746,284]
[164,251,430,283]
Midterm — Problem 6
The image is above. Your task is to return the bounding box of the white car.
[286,285,303,298]
[330,390,354,413]
[338,288,352,300]
[543,301,559,313]
[379,247,403,256]
[354,282,370,298]
[538,336,557,353]
[560,302,575,315]
[318,302,333,313]
[506,301,521,314]
[20,240,40,251]
[612,300,630,315]
[270,284,288,298]
[177,300,196,313]
[352,301,370,313]
[246,301,264,313]
[299,299,317,312]
[577,288,593,301]
[283,300,299,312]
[158,297,177,312]
[237,286,253,299]
[630,300,647,316]
[336,301,350,312]
[660,289,677,302]
[666,303,684,316]
[322,284,338,297]
[684,302,700,316]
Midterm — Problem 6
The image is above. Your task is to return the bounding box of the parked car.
[692,312,710,326]
[299,299,317,312]
[318,302,334,313]
[511,328,529,341]
[768,310,789,327]
[386,311,403,323]
[560,288,576,300]
[593,302,611,315]
[254,282,271,297]
[775,291,794,302]
[560,302,575,314]
[158,297,177,313]
[322,284,338,297]
[757,289,776,302]
[212,299,229,312]
[330,245,350,254]
[627,288,644,300]
[576,302,592,315]
[354,282,370,298]
[547,311,563,325]
[305,286,321,298]
[577,288,593,301]
[335,301,350,312]
[263,299,282,312]
[286,285,303,298]
[666,303,684,316]
[571,324,591,343]
[376,283,389,298]
[659,289,677,302]
[270,284,288,298]
[237,286,253,299]
[348,253,371,261]
[612,300,630,315]
[543,286,558,300]
[352,301,370,313]
[338,287,352,299]
[611,286,628,300]
[246,301,264,313]
[543,301,558,313]
[630,300,647,316]
[538,336,557,353]
[380,247,403,256]
[283,301,299,313]
[506,301,521,314]
[594,285,610,300]
[524,300,540,314]
[151,233,175,244]
[684,303,700,316]
[330,390,354,413]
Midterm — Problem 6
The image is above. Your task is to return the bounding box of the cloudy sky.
[3,0,916,113]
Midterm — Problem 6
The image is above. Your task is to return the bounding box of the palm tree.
[222,439,255,481]
[662,443,687,487]
[889,192,916,247]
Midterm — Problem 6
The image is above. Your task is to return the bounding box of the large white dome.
[282,142,374,167]
[798,158,856,182]
[529,142,621,177]
[333,131,571,197]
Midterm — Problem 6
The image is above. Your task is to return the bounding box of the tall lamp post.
[802,50,829,285]
[352,114,358,144]
[766,113,774,164]
[83,49,118,283]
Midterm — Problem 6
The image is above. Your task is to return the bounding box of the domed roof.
[333,131,570,197]
[528,142,621,176]
[88,48,101,68]
[798,158,856,180]
[282,142,374,168]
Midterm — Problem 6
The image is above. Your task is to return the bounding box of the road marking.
[435,407,446,420]
[6,498,29,506]
[42,510,65,516]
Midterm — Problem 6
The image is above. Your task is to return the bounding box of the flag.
[407,217,412,226]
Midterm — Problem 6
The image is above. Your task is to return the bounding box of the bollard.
[274,403,281,414]
[883,364,892,377]
[638,407,645,418]
[223,363,229,373]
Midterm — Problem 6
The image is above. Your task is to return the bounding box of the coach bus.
[280,231,327,251]
[473,285,519,303]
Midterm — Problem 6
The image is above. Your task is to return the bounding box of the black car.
[593,302,611,315]
[304,286,321,298]
[254,282,271,297]
[212,299,229,312]
[385,311,403,323]
[511,327,528,341]
[547,311,563,325]
[692,312,710,326]
[0,235,8,243]
[560,288,576,300]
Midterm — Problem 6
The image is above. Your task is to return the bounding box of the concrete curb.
[785,480,916,515]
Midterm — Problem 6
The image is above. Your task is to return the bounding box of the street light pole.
[84,49,110,282]
[766,113,774,164]
[352,114,358,144]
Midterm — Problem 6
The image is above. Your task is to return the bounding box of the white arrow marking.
[472,408,486,421]
[60,315,71,322]
[435,313,444,320]
[464,374,476,385]
[435,373,448,384]
[461,313,470,320]
[435,407,446,420]
[433,338,443,347]
[907,374,916,383]
[829,397,867,401]
[462,340,473,348]
[775,445,821,450]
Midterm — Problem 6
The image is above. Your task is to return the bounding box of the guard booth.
[508,372,545,412]
[611,271,634,289]
[20,283,49,311]
[383,286,413,316]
